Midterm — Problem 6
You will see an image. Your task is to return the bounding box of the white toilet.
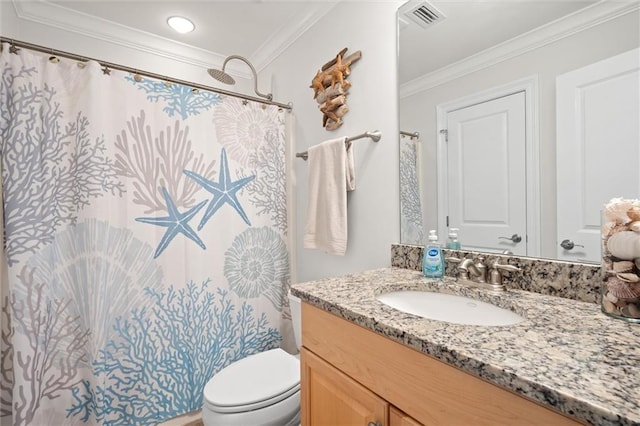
[202,293,302,426]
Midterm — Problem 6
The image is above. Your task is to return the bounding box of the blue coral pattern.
[0,44,289,425]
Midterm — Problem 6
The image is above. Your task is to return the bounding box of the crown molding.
[252,2,338,72]
[12,0,332,80]
[400,0,640,99]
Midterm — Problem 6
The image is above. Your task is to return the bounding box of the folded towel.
[303,137,355,256]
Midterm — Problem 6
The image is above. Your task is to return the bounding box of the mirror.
[398,0,640,263]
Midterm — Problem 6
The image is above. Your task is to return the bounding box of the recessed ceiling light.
[167,16,195,34]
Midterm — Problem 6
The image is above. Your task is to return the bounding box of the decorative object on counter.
[601,197,640,322]
[309,48,361,130]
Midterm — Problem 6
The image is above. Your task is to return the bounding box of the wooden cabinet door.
[301,347,388,426]
[390,406,422,426]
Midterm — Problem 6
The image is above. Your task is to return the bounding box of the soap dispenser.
[446,228,461,250]
[423,230,444,278]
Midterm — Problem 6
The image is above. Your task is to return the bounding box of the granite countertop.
[291,268,640,426]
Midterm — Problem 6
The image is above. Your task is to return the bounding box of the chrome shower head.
[207,54,273,101]
[207,67,235,85]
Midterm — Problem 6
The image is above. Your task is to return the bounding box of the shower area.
[399,131,424,245]
[0,39,294,425]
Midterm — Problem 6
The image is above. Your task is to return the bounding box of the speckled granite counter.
[391,244,603,303]
[291,268,640,426]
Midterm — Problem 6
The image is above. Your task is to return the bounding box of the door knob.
[560,239,584,250]
[499,234,522,243]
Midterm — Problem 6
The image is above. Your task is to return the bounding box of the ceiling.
[30,0,601,84]
[47,0,334,60]
[398,0,598,83]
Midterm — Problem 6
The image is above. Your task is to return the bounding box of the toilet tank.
[287,292,302,351]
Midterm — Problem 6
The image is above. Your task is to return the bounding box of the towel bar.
[296,130,381,161]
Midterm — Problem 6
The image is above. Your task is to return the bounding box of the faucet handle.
[445,256,462,264]
[495,264,521,273]
[488,258,521,286]
[491,259,521,273]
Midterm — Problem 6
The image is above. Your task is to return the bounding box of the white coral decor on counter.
[601,197,640,322]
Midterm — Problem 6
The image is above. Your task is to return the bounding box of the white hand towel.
[303,137,355,256]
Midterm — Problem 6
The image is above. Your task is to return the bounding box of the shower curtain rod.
[400,130,419,139]
[0,37,293,111]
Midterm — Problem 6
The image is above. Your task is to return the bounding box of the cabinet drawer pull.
[368,422,382,426]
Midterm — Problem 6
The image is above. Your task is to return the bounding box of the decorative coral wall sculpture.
[309,48,362,131]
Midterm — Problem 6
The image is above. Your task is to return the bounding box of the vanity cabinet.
[300,302,583,426]
[301,348,419,426]
[301,348,388,425]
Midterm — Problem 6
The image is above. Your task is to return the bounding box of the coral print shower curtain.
[0,43,292,425]
[400,136,424,245]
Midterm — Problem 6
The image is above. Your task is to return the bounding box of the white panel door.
[556,48,640,263]
[447,91,527,255]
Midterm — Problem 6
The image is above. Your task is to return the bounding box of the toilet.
[202,293,302,426]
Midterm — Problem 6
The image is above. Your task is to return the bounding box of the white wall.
[263,1,400,283]
[400,10,639,259]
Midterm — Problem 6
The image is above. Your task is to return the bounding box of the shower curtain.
[400,136,424,245]
[0,43,292,425]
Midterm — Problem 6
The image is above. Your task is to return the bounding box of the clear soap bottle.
[446,227,461,250]
[422,230,444,278]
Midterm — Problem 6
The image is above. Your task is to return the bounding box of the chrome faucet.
[458,257,487,283]
[446,256,521,292]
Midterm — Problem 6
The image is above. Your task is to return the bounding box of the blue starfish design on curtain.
[184,148,255,230]
[136,187,208,258]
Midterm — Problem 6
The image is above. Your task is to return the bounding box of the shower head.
[207,54,273,101]
[207,68,235,85]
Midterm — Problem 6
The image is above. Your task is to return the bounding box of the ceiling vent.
[400,1,446,29]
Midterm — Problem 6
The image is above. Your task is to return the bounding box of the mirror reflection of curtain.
[400,135,424,244]
[0,43,292,425]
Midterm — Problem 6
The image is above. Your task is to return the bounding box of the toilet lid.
[204,348,300,413]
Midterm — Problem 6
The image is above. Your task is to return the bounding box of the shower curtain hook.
[9,40,20,55]
[48,48,59,63]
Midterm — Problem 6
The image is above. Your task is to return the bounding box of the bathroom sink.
[376,290,525,326]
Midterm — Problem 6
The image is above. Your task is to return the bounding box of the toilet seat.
[203,348,300,414]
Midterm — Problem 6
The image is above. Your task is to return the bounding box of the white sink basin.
[376,290,525,326]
